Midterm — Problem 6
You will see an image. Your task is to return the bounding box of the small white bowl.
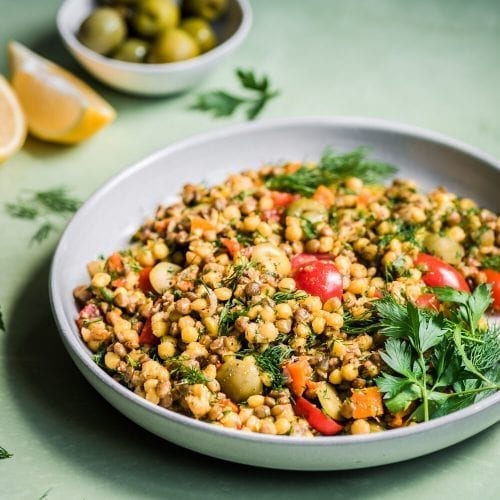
[56,0,252,96]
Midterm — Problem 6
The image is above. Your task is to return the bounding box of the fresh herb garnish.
[168,357,208,385]
[240,344,293,389]
[5,187,81,244]
[218,298,247,336]
[300,217,319,240]
[375,289,500,422]
[272,290,307,304]
[0,305,5,332]
[265,148,397,196]
[481,255,500,271]
[342,311,379,335]
[191,69,279,120]
[0,446,13,459]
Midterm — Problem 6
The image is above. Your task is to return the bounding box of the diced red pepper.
[138,266,155,294]
[138,317,159,346]
[294,396,343,436]
[269,191,299,208]
[261,209,280,222]
[415,293,440,312]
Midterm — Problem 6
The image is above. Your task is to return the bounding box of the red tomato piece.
[138,317,159,346]
[138,266,155,294]
[293,260,343,303]
[483,269,500,311]
[294,396,343,436]
[415,253,470,292]
[415,293,441,312]
[261,209,280,222]
[290,253,333,271]
[221,238,242,258]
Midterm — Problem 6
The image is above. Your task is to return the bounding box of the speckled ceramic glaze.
[50,117,500,470]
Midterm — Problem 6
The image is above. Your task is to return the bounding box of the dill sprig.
[265,148,397,196]
[272,290,307,304]
[0,446,13,459]
[168,357,208,385]
[5,187,81,245]
[241,344,293,389]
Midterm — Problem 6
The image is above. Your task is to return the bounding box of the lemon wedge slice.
[0,74,27,164]
[8,41,116,144]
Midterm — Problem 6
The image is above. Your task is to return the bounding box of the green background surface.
[1,1,499,498]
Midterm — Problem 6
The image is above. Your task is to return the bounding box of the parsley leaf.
[191,68,279,120]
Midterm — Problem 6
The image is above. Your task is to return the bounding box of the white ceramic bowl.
[50,117,500,470]
[56,0,252,95]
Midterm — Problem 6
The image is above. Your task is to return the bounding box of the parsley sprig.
[375,287,500,422]
[0,446,13,459]
[192,69,279,120]
[265,148,397,196]
[5,187,81,244]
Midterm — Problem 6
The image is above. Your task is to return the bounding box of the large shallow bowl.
[56,0,252,95]
[50,117,500,470]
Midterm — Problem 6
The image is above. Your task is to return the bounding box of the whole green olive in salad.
[132,0,180,37]
[180,17,217,53]
[78,7,127,55]
[286,198,329,224]
[216,357,263,402]
[147,28,200,63]
[112,38,150,62]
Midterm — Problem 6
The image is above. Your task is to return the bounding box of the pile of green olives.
[77,0,228,64]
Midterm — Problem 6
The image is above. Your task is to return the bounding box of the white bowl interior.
[50,117,500,470]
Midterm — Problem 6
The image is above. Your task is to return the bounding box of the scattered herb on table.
[191,69,280,120]
[5,187,81,244]
[375,286,500,422]
[481,255,500,271]
[0,446,13,459]
[266,148,397,196]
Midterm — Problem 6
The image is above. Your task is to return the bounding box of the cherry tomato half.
[290,253,333,271]
[269,191,299,208]
[294,260,343,303]
[483,269,500,311]
[415,253,470,292]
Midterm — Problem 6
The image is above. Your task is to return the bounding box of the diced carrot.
[313,185,335,209]
[284,358,312,397]
[284,161,301,174]
[111,277,128,288]
[107,252,124,273]
[191,216,216,232]
[389,410,406,428]
[351,386,384,419]
[221,238,241,258]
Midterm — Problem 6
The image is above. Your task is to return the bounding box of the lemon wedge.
[8,41,116,144]
[0,74,27,164]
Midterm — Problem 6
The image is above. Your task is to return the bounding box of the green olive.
[132,0,180,37]
[112,38,150,62]
[183,0,228,21]
[147,28,200,63]
[180,17,216,53]
[286,198,329,224]
[423,233,465,265]
[216,357,263,402]
[78,7,127,55]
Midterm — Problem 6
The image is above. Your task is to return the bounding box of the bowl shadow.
[4,254,498,499]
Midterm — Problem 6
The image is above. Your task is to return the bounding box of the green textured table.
[1,1,499,498]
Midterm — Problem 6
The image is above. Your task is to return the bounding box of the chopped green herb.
[300,217,319,240]
[218,298,247,336]
[0,446,13,459]
[191,68,279,120]
[266,148,397,196]
[272,290,307,304]
[481,255,500,271]
[30,222,57,245]
[242,344,293,389]
[168,357,208,385]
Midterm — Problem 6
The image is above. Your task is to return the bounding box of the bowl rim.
[56,0,253,72]
[49,115,500,452]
